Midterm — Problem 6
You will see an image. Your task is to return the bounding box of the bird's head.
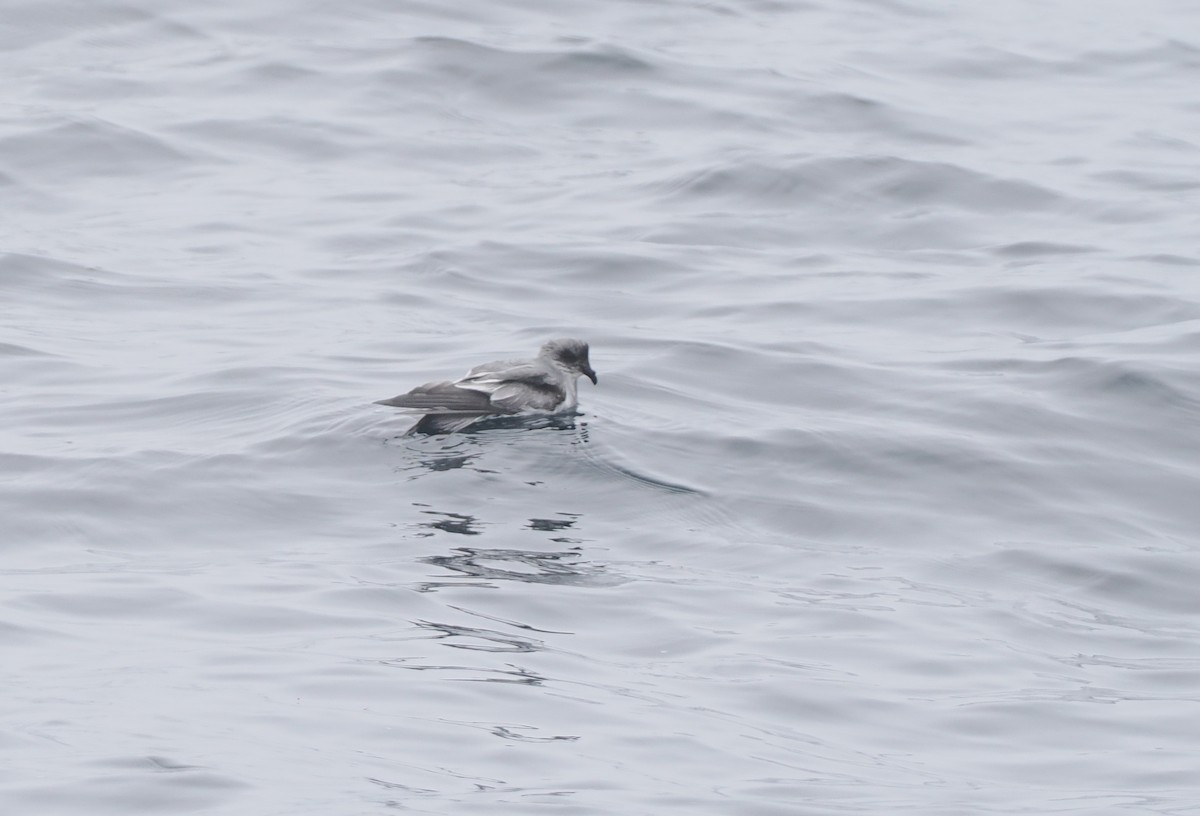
[540,338,597,385]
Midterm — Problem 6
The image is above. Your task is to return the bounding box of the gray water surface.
[4,0,1200,813]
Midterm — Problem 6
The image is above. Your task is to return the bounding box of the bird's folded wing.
[458,362,549,388]
[374,380,501,413]
[455,364,566,413]
[488,381,565,412]
[375,363,566,416]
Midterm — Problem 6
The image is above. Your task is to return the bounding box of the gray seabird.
[375,338,597,435]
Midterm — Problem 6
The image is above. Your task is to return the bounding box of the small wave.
[0,117,192,183]
[652,155,1064,214]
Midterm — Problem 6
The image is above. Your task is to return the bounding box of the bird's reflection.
[375,656,547,685]
[414,620,543,653]
[419,453,478,472]
[410,509,624,590]
[417,547,603,590]
[466,414,582,434]
[386,416,588,478]
[416,509,481,536]
[525,514,583,543]
[384,434,484,476]
[526,515,579,532]
[489,725,579,742]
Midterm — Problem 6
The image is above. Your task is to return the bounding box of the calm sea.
[3,1,1200,813]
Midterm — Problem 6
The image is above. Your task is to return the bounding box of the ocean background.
[4,0,1200,813]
